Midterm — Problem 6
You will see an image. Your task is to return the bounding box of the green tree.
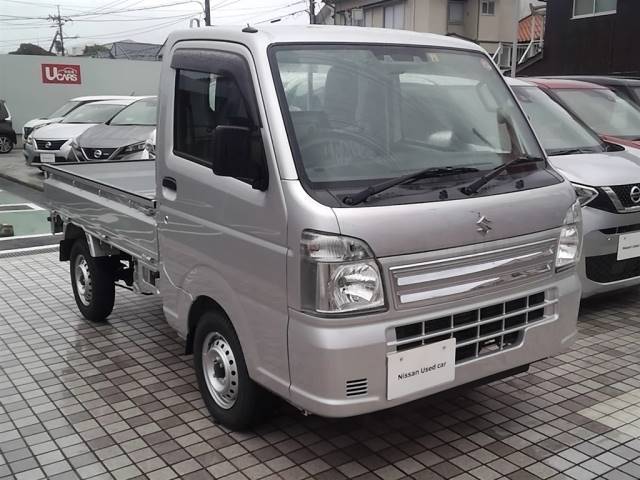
[82,44,110,57]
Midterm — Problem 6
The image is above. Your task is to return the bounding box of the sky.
[0,0,312,54]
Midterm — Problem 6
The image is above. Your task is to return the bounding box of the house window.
[573,0,616,18]
[383,2,405,29]
[448,1,464,25]
[481,0,495,15]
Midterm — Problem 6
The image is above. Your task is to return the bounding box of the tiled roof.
[518,13,544,42]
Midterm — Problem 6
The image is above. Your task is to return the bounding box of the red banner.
[41,64,82,84]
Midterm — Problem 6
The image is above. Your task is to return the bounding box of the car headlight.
[144,139,156,159]
[124,141,145,153]
[300,230,385,314]
[556,200,583,271]
[69,138,79,149]
[572,183,598,207]
[24,135,33,145]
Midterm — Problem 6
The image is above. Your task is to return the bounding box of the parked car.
[0,100,16,154]
[44,26,582,429]
[24,99,138,167]
[526,78,640,150]
[549,76,640,108]
[509,77,640,297]
[23,95,134,140]
[70,97,157,162]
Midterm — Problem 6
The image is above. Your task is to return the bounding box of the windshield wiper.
[548,147,597,156]
[343,166,479,206]
[461,155,544,196]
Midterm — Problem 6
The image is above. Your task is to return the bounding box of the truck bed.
[43,161,159,268]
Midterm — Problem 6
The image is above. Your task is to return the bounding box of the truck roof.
[165,25,483,53]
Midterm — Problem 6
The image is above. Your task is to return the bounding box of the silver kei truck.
[44,25,582,430]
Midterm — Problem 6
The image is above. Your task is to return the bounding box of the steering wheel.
[299,128,397,170]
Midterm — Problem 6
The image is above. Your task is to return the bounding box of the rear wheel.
[194,311,269,430]
[70,239,115,322]
[0,135,13,154]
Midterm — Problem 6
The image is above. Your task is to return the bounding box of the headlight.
[69,138,79,149]
[572,183,598,207]
[124,141,145,153]
[300,230,385,314]
[144,140,156,158]
[24,135,33,145]
[556,200,583,271]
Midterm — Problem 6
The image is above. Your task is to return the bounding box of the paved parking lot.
[1,251,640,480]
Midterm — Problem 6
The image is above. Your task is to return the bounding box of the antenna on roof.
[242,24,258,33]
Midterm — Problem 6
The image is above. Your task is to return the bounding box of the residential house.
[520,0,640,76]
[333,0,520,65]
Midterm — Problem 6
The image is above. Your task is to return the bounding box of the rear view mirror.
[212,125,268,191]
[427,130,454,148]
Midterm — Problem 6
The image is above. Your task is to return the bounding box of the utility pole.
[48,5,69,56]
[309,0,315,24]
[204,0,211,26]
[510,0,518,77]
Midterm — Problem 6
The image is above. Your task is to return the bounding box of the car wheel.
[69,239,115,322]
[194,310,270,430]
[0,135,13,154]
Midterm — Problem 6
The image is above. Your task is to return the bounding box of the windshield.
[554,88,640,139]
[632,87,640,103]
[0,102,8,120]
[61,103,125,124]
[109,98,157,126]
[272,45,544,186]
[48,101,81,119]
[513,86,602,154]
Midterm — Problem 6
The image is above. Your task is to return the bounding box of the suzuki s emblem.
[476,214,492,235]
[44,141,51,149]
[93,149,102,159]
[631,186,640,204]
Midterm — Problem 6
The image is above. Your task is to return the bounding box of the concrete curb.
[0,170,44,192]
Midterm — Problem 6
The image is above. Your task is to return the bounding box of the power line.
[48,5,70,55]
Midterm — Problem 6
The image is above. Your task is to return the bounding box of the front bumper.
[24,142,73,166]
[580,207,640,297]
[287,272,580,418]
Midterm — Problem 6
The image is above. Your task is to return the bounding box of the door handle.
[162,177,177,192]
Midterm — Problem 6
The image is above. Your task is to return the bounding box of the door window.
[174,68,250,166]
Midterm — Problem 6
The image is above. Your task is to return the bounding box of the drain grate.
[0,245,59,258]
[0,204,38,212]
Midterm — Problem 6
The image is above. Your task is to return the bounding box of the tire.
[69,239,115,322]
[194,311,269,430]
[0,135,13,154]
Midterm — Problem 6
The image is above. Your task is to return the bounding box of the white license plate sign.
[40,153,55,163]
[387,338,455,400]
[618,232,640,260]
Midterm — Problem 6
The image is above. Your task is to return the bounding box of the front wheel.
[69,239,115,322]
[194,311,270,430]
[0,135,13,154]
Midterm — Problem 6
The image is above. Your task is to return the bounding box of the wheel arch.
[185,295,230,355]
[59,223,85,261]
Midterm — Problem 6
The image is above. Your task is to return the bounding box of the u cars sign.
[41,64,81,84]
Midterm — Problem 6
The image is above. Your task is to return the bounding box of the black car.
[0,100,17,154]
[548,76,640,108]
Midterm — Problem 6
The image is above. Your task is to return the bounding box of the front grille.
[34,139,66,150]
[390,292,554,364]
[81,147,117,160]
[610,184,640,209]
[600,224,640,235]
[389,239,556,310]
[586,254,640,283]
[588,189,617,213]
[345,378,368,397]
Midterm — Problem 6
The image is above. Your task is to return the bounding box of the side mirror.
[212,125,268,191]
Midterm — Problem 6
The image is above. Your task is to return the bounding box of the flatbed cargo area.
[43,160,158,267]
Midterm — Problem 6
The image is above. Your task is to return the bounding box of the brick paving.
[1,251,640,480]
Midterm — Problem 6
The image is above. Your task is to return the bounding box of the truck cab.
[45,25,582,429]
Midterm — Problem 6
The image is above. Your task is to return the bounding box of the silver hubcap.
[202,332,238,409]
[0,137,10,153]
[74,254,92,306]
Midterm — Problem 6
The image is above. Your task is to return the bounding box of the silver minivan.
[45,26,582,429]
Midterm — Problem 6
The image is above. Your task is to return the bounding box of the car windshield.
[272,45,544,186]
[632,87,640,103]
[513,86,603,154]
[48,101,81,119]
[554,88,640,139]
[109,98,157,126]
[0,102,8,120]
[61,103,125,124]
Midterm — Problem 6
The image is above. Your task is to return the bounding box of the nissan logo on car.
[44,141,51,149]
[631,186,640,204]
[94,149,103,159]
